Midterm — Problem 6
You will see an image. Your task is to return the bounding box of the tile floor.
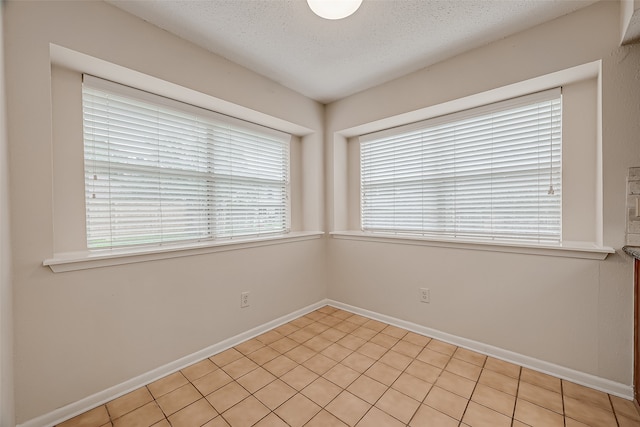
[57,306,640,427]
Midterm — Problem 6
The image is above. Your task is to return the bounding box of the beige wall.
[326,0,640,385]
[1,3,15,426]
[4,1,326,423]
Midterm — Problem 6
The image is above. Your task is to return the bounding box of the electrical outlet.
[420,288,430,303]
[241,291,250,308]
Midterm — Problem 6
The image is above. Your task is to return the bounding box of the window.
[83,76,290,249]
[360,89,561,244]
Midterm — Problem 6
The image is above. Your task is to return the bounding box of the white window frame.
[359,89,562,245]
[82,75,292,250]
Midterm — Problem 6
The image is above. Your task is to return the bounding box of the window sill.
[44,231,325,273]
[329,231,614,260]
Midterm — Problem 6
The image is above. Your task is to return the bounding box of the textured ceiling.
[107,0,598,104]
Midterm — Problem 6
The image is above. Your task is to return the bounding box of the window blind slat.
[83,76,290,249]
[360,89,562,243]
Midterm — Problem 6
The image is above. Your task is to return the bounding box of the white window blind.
[360,89,562,243]
[83,76,290,249]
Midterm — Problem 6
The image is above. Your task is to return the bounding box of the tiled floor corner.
[57,306,640,427]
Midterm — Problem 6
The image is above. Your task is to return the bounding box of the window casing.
[360,89,562,244]
[83,76,290,249]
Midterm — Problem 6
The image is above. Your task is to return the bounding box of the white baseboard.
[18,300,328,427]
[327,299,633,400]
[19,297,633,427]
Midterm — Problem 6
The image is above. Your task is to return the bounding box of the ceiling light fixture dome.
[307,0,363,20]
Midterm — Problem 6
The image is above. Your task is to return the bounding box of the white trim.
[43,231,324,272]
[18,300,329,427]
[330,231,614,260]
[327,299,633,400]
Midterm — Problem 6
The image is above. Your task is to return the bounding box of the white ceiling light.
[307,0,363,20]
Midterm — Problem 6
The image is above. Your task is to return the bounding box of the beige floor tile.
[512,421,533,427]
[362,319,388,332]
[356,342,388,360]
[323,363,360,388]
[381,325,409,339]
[471,383,516,417]
[564,395,617,427]
[289,316,313,328]
[337,333,368,350]
[305,311,326,321]
[565,418,591,427]
[147,372,189,399]
[325,391,372,426]
[514,398,564,427]
[423,386,468,420]
[519,368,561,393]
[304,322,329,335]
[334,321,359,334]
[255,330,284,345]
[477,368,519,395]
[252,413,288,427]
[346,314,369,326]
[351,327,378,341]
[156,383,201,416]
[202,415,231,426]
[319,328,347,342]
[426,339,457,356]
[392,340,423,358]
[402,332,432,348]
[462,401,511,427]
[379,350,413,371]
[106,387,154,419]
[611,395,640,420]
[263,355,297,377]
[253,379,296,410]
[221,357,259,380]
[617,414,640,427]
[322,343,353,362]
[409,404,459,427]
[220,396,269,427]
[247,346,280,366]
[347,375,389,404]
[356,407,405,427]
[210,348,243,367]
[192,368,233,396]
[236,366,276,393]
[364,361,402,386]
[205,382,250,413]
[113,402,165,427]
[305,410,349,427]
[234,338,265,355]
[273,323,299,336]
[318,316,342,327]
[375,387,421,424]
[435,370,476,399]
[274,393,321,427]
[58,406,110,427]
[417,348,451,369]
[370,333,400,349]
[181,359,217,382]
[168,399,217,427]
[288,328,315,344]
[405,359,443,383]
[517,381,563,414]
[269,337,298,354]
[445,358,482,381]
[453,348,487,367]
[563,380,613,411]
[484,357,521,379]
[285,345,316,363]
[303,353,337,375]
[301,377,343,406]
[150,420,170,427]
[391,372,432,402]
[304,336,333,352]
[281,365,319,390]
[342,352,377,373]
